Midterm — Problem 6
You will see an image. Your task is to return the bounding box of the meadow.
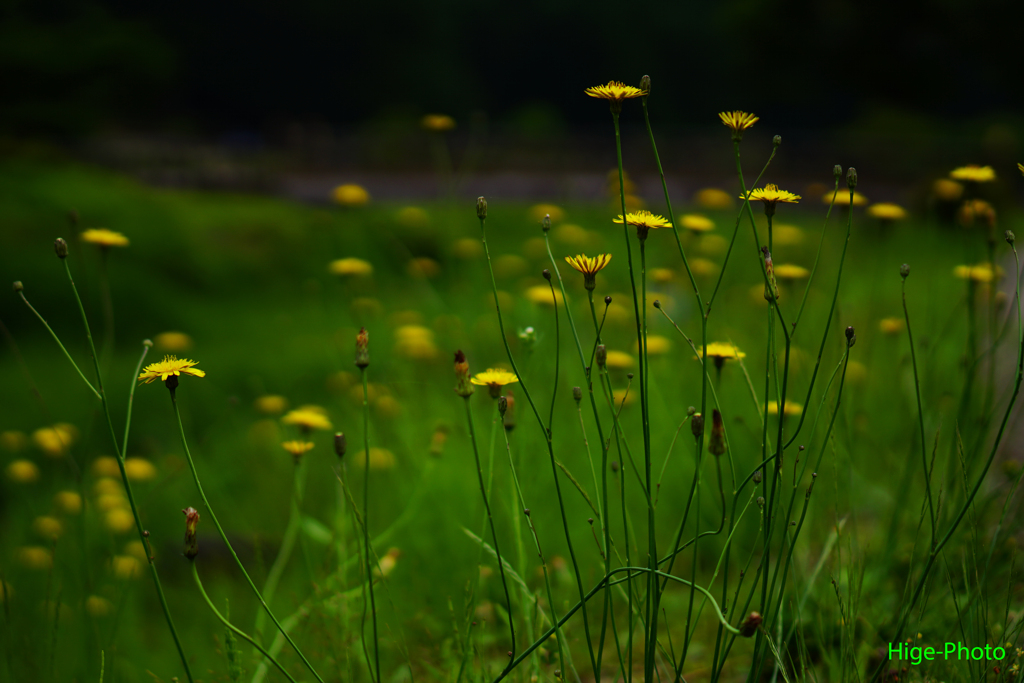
[1,92,1023,683]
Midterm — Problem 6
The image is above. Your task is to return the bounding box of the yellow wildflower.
[689,258,718,277]
[282,441,314,460]
[86,596,113,618]
[954,263,1001,283]
[614,210,671,240]
[422,114,455,131]
[774,264,810,281]
[958,199,996,228]
[92,457,121,478]
[634,336,671,355]
[332,184,370,206]
[329,257,373,277]
[452,238,483,259]
[137,355,205,384]
[124,458,157,482]
[153,331,193,352]
[867,203,908,221]
[565,253,612,290]
[374,547,401,577]
[408,256,441,278]
[111,555,143,579]
[585,81,644,111]
[32,424,77,458]
[680,214,715,232]
[80,228,129,248]
[553,224,589,246]
[651,268,674,284]
[744,184,801,211]
[375,395,402,418]
[33,516,63,540]
[766,401,803,417]
[1,430,28,452]
[700,234,730,255]
[604,350,635,369]
[93,477,123,496]
[394,325,438,360]
[105,509,135,533]
[613,388,635,408]
[352,447,397,470]
[530,204,565,224]
[54,491,82,515]
[827,191,868,206]
[695,188,733,209]
[282,406,333,432]
[525,285,564,306]
[718,111,759,138]
[471,369,520,398]
[397,206,430,228]
[950,165,996,183]
[6,459,40,483]
[933,178,964,202]
[254,395,288,415]
[17,546,53,570]
[697,342,747,370]
[879,317,905,335]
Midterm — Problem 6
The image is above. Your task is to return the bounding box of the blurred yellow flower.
[86,596,113,617]
[329,257,373,277]
[770,224,804,246]
[6,459,40,483]
[745,184,801,206]
[96,493,126,512]
[105,509,135,534]
[282,406,333,432]
[1019,162,1024,176]
[530,204,565,224]
[397,206,430,228]
[700,234,730,255]
[718,111,759,135]
[613,388,635,408]
[124,458,157,482]
[153,331,193,352]
[92,457,121,478]
[54,490,82,515]
[954,263,1001,283]
[394,325,438,360]
[828,191,868,206]
[282,441,314,459]
[137,355,205,384]
[33,424,78,458]
[845,360,868,384]
[958,199,996,227]
[407,257,441,278]
[695,188,733,209]
[585,81,645,106]
[604,350,635,369]
[774,264,810,281]
[950,165,996,183]
[351,297,383,318]
[867,203,908,221]
[124,540,148,562]
[634,336,671,355]
[680,214,715,232]
[766,401,803,416]
[1,430,27,452]
[494,254,528,278]
[879,317,905,335]
[932,178,964,202]
[352,447,397,470]
[255,395,288,415]
[80,228,129,248]
[651,267,674,284]
[525,285,564,306]
[689,258,718,277]
[375,395,402,418]
[554,223,590,246]
[332,184,370,206]
[33,516,63,540]
[697,342,747,368]
[17,546,53,570]
[93,477,123,496]
[374,547,401,577]
[111,555,143,579]
[422,114,455,131]
[452,238,484,259]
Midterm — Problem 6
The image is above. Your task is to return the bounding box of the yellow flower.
[33,516,63,540]
[329,257,373,277]
[282,441,314,459]
[153,332,193,352]
[867,203,908,221]
[827,191,868,206]
[689,258,718,277]
[111,555,143,579]
[695,188,733,209]
[452,238,484,259]
[375,395,402,418]
[604,350,635,369]
[352,447,397,470]
[54,491,82,515]
[565,253,612,290]
[332,184,370,206]
[585,81,645,110]
[394,325,438,360]
[422,114,455,131]
[1018,162,1024,176]
[374,547,401,577]
[651,267,674,284]
[255,395,288,415]
[954,263,1001,283]
[1,430,28,452]
[6,459,40,483]
[397,206,430,228]
[471,369,519,392]
[124,458,157,482]
[932,178,964,202]
[80,228,129,248]
[614,210,671,240]
[681,214,715,232]
[613,388,635,408]
[138,355,205,384]
[525,285,564,306]
[718,111,759,137]
[958,199,996,228]
[17,546,53,570]
[530,204,565,224]
[950,165,996,183]
[93,477,123,496]
[744,184,801,207]
[879,317,905,335]
[408,256,441,278]
[553,224,589,246]
[700,234,730,255]
[124,540,148,562]
[282,406,333,432]
[766,401,802,417]
[845,360,868,384]
[774,264,810,281]
[697,342,747,369]
[634,335,671,355]
[105,509,135,533]
[86,595,113,617]
[92,457,121,478]
[494,254,528,278]
[33,424,78,457]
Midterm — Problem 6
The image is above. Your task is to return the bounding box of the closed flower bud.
[773,134,781,147]
[691,414,704,439]
[1007,230,1016,245]
[13,281,23,292]
[183,507,200,560]
[739,611,762,637]
[900,263,910,279]
[653,299,661,309]
[454,349,474,397]
[596,344,607,368]
[639,74,651,95]
[833,164,842,179]
[756,496,765,508]
[355,327,370,368]
[845,326,856,348]
[334,432,347,458]
[476,196,487,220]
[502,392,516,431]
[54,238,68,259]
[604,295,612,305]
[762,246,779,302]
[572,386,582,403]
[753,469,763,484]
[542,214,551,232]
[498,395,508,417]
[846,167,858,190]
[709,409,726,456]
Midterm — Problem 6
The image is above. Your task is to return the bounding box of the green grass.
[1,155,1022,683]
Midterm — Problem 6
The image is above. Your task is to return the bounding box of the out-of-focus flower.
[950,165,996,183]
[1,430,28,452]
[137,356,205,385]
[81,229,129,248]
[6,459,40,483]
[766,401,803,416]
[529,204,565,224]
[421,114,455,131]
[407,257,441,278]
[352,448,397,470]
[774,264,810,281]
[553,224,589,246]
[604,351,635,369]
[86,596,113,617]
[958,199,997,228]
[769,224,804,246]
[932,178,964,202]
[33,424,78,458]
[18,547,53,570]
[282,406,333,432]
[451,238,484,260]
[329,257,373,277]
[689,258,718,277]
[105,509,135,534]
[680,214,715,232]
[494,254,528,278]
[954,263,1002,283]
[153,332,193,352]
[397,206,430,228]
[697,342,747,369]
[634,336,671,355]
[124,458,157,482]
[695,188,733,209]
[255,395,288,415]
[111,555,143,579]
[613,388,635,408]
[374,547,402,577]
[525,285,564,306]
[651,267,674,284]
[282,441,314,461]
[375,395,402,418]
[394,325,438,360]
[827,191,868,206]
[332,184,370,206]
[92,457,121,478]
[867,203,908,221]
[879,317,905,335]
[54,490,82,515]
[33,516,63,540]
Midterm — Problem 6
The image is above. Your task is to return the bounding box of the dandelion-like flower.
[718,111,759,140]
[471,369,520,398]
[696,342,747,370]
[681,214,715,233]
[329,258,373,277]
[282,406,333,432]
[954,263,1002,283]
[604,350,634,369]
[525,285,564,306]
[744,184,801,216]
[950,165,996,183]
[282,441,314,462]
[774,264,810,281]
[827,191,868,206]
[153,331,193,352]
[585,81,645,113]
[867,203,908,221]
[421,114,455,131]
[137,355,205,386]
[614,210,672,241]
[81,229,129,248]
[766,401,803,417]
[565,253,612,291]
[695,188,733,209]
[332,184,370,206]
[879,317,905,335]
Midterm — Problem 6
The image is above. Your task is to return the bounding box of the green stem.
[902,276,936,547]
[359,368,381,683]
[18,290,100,399]
[254,459,306,643]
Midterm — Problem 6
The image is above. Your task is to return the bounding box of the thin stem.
[359,368,381,683]
[122,342,151,458]
[18,290,100,399]
[902,276,936,547]
[254,459,306,643]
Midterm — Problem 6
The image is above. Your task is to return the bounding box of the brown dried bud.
[476,196,487,220]
[334,432,347,458]
[739,611,762,637]
[596,344,607,368]
[572,386,582,403]
[691,414,704,439]
[54,238,68,259]
[709,409,726,456]
[183,507,200,560]
[502,391,516,431]
[845,326,856,348]
[355,327,370,368]
[454,349,474,397]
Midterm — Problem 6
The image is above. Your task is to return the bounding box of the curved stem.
[902,277,936,547]
[359,368,381,683]
[254,459,305,643]
[18,290,100,399]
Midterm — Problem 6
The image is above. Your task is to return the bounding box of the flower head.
[604,350,635,369]
[153,331,193,352]
[954,263,1002,283]
[525,285,564,306]
[471,369,519,398]
[774,264,810,281]
[614,210,672,241]
[766,401,803,417]
[81,229,129,248]
[329,258,373,277]
[719,111,759,140]
[695,188,733,209]
[6,459,40,484]
[680,214,715,232]
[697,342,747,370]
[282,441,314,462]
[827,191,868,206]
[744,184,801,216]
[332,184,370,206]
[282,406,333,432]
[585,81,644,112]
[879,317,905,335]
[137,355,205,386]
[867,203,908,221]
[950,165,996,183]
[454,350,474,397]
[353,448,397,470]
[565,253,612,290]
[422,114,455,131]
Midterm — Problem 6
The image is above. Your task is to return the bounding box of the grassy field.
[1,148,1023,683]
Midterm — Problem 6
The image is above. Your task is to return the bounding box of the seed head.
[753,469,763,484]
[773,134,782,148]
[653,299,661,309]
[900,263,910,279]
[476,196,487,220]
[334,432,347,458]
[1006,230,1016,245]
[846,167,858,190]
[542,214,551,232]
[13,281,23,292]
[572,386,582,403]
[453,349,475,397]
[183,507,200,560]
[845,326,856,348]
[54,238,68,259]
[739,611,763,637]
[355,327,370,368]
[639,75,651,95]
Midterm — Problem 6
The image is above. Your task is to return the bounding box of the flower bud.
[183,507,200,560]
[900,263,910,279]
[653,299,661,309]
[846,167,857,190]
[687,406,696,416]
[772,134,781,147]
[640,75,651,94]
[610,461,620,473]
[691,414,704,439]
[756,496,765,509]
[355,327,370,368]
[572,386,582,403]
[709,409,726,456]
[143,339,153,348]
[1006,230,1016,245]
[542,214,551,232]
[833,164,842,180]
[502,392,516,431]
[845,326,856,348]
[739,611,762,637]
[498,395,508,417]
[476,196,487,220]
[454,350,474,397]
[596,344,607,368]
[334,432,347,458]
[542,269,551,281]
[54,238,68,259]
[762,246,779,302]
[753,469,763,484]
[13,281,23,292]
[604,295,612,305]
